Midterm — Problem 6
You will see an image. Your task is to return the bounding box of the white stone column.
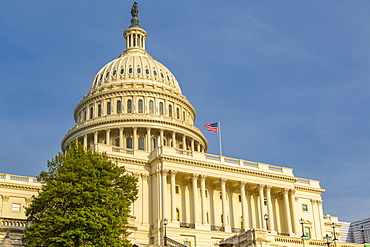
[191,139,194,151]
[142,173,149,225]
[266,185,275,231]
[160,129,164,147]
[191,174,199,223]
[94,131,98,144]
[182,135,186,149]
[83,134,87,149]
[258,184,267,230]
[282,188,292,233]
[105,129,110,145]
[119,127,124,147]
[172,132,176,147]
[289,189,299,234]
[317,200,325,238]
[200,175,208,224]
[146,128,151,151]
[239,181,248,229]
[133,127,137,150]
[220,178,228,226]
[170,170,177,222]
[162,169,169,220]
[197,143,200,152]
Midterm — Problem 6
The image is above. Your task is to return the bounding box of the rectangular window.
[175,185,180,194]
[264,198,267,205]
[205,189,208,198]
[219,192,222,200]
[12,203,21,211]
[304,227,311,238]
[302,204,308,211]
[238,194,242,202]
[183,241,191,247]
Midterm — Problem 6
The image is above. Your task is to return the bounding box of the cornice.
[109,156,147,165]
[0,183,41,192]
[294,185,325,194]
[151,155,297,183]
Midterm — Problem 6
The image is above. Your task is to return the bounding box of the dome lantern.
[124,2,146,52]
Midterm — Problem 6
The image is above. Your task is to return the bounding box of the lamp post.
[300,218,306,238]
[163,218,168,246]
[361,226,367,244]
[264,214,269,231]
[323,234,333,247]
[332,222,338,241]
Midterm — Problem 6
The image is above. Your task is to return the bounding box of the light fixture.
[300,218,306,238]
[323,234,332,247]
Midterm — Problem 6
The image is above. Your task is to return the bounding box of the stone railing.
[232,227,245,233]
[0,218,27,228]
[0,174,42,185]
[211,225,225,232]
[179,222,195,229]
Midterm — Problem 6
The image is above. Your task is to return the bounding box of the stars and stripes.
[204,122,219,133]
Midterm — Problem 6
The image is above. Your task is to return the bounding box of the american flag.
[205,122,219,133]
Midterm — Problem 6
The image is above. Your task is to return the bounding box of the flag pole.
[218,121,223,157]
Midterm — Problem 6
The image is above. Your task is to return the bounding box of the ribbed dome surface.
[89,50,182,95]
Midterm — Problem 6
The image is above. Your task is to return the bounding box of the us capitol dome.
[61,4,207,153]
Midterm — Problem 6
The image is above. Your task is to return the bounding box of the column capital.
[281,188,290,194]
[133,172,140,178]
[170,170,178,177]
[239,181,247,187]
[119,127,124,131]
[191,173,199,181]
[219,178,227,184]
[105,129,111,133]
[289,189,296,196]
[141,173,149,180]
[199,174,207,182]
[161,169,169,176]
[2,195,9,202]
[257,184,265,191]
[265,185,272,192]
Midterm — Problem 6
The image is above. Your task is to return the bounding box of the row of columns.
[78,97,189,124]
[78,127,204,153]
[160,170,303,234]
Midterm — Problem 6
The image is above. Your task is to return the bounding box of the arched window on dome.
[176,108,180,119]
[90,107,94,119]
[97,104,102,117]
[113,69,117,76]
[159,102,163,115]
[137,67,141,74]
[127,99,132,113]
[183,111,186,121]
[117,100,122,114]
[145,68,150,75]
[115,138,120,147]
[126,137,133,149]
[149,100,154,114]
[138,137,144,150]
[107,102,111,115]
[138,99,143,113]
[150,137,156,151]
[168,105,173,117]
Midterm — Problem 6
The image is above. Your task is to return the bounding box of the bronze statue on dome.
[131,2,139,18]
[129,2,140,28]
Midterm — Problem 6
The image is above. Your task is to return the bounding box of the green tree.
[23,142,138,247]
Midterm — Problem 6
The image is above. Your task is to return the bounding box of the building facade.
[0,4,357,247]
[58,5,333,247]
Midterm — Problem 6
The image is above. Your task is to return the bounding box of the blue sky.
[1,1,369,223]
